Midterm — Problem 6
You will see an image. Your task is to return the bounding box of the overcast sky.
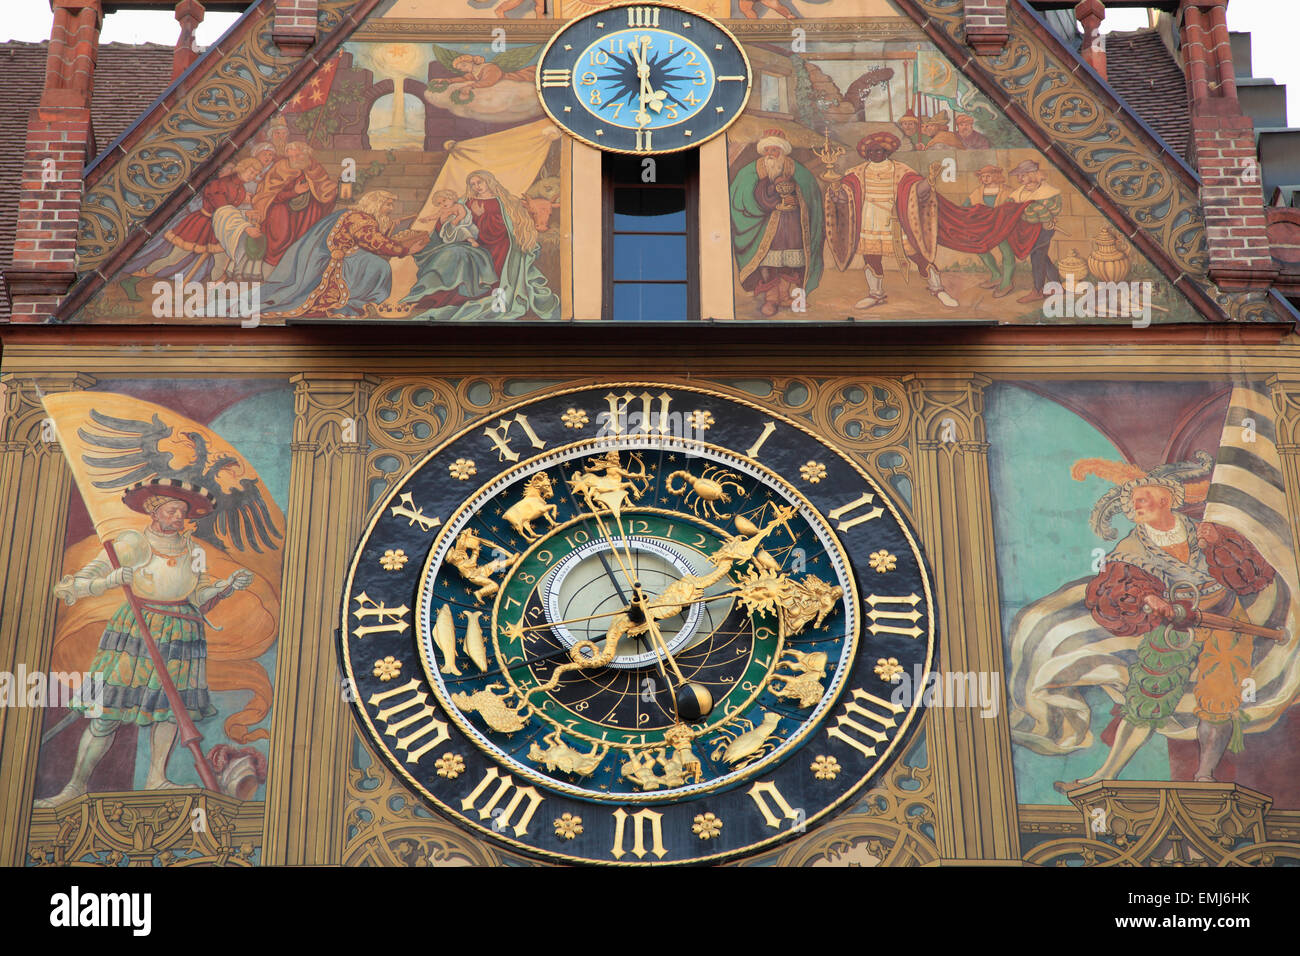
[2,0,1297,124]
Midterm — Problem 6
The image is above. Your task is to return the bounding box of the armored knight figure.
[36,480,253,808]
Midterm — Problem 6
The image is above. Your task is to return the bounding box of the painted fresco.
[988,382,1300,810]
[726,32,1198,322]
[30,385,290,828]
[82,41,563,323]
[373,0,905,19]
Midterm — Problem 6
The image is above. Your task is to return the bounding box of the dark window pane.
[608,153,688,184]
[614,187,686,231]
[612,283,688,321]
[613,234,687,280]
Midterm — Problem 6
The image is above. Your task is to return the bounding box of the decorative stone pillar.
[901,374,1021,862]
[0,373,96,866]
[260,373,378,865]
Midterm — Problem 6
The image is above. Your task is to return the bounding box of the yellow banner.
[41,391,284,743]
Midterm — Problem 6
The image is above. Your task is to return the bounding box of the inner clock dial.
[543,535,734,669]
[574,28,714,130]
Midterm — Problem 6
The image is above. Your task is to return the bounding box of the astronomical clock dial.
[536,3,751,154]
[341,383,937,865]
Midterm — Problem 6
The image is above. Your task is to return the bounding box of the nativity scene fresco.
[726,32,1198,322]
[372,1,901,19]
[987,382,1300,810]
[81,40,563,323]
[78,9,1200,324]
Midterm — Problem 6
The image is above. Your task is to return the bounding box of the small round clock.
[536,2,752,154]
[341,382,937,865]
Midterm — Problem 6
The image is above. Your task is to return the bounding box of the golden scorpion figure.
[666,465,747,519]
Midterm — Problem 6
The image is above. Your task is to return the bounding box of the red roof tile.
[1104,28,1192,160]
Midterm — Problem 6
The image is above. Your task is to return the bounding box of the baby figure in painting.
[419,190,479,247]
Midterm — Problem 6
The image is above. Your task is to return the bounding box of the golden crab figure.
[666,464,747,519]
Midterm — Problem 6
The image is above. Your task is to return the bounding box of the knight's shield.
[824,182,858,272]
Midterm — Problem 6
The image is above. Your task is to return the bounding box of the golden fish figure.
[463,610,488,672]
[433,603,461,675]
[720,711,781,765]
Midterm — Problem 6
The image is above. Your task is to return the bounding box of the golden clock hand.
[633,35,654,127]
[511,604,635,635]
[640,604,715,721]
[639,600,686,684]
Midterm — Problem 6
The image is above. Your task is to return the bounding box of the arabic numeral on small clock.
[589,49,609,66]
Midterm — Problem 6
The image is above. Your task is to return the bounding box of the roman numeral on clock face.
[745,421,776,458]
[367,678,450,764]
[461,767,544,837]
[865,592,924,639]
[542,69,571,87]
[635,128,653,152]
[826,688,904,759]
[627,6,660,26]
[748,780,801,830]
[827,492,884,533]
[610,807,667,859]
[389,491,440,533]
[483,412,546,463]
[603,390,672,435]
[351,592,410,639]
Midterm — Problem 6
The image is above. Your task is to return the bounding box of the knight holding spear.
[36,478,252,808]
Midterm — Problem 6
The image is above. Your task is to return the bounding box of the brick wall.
[6,2,101,320]
[1181,0,1275,290]
[274,0,319,55]
[1193,112,1275,287]
[964,0,1009,55]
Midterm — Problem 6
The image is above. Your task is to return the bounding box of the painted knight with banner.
[34,400,282,807]
[1007,389,1299,792]
[1057,454,1288,789]
[38,480,252,807]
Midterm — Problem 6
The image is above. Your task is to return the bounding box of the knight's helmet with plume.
[1072,450,1215,540]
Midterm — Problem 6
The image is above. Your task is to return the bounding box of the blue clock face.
[538,4,751,154]
[573,28,715,134]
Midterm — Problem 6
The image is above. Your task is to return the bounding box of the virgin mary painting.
[260,169,558,321]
